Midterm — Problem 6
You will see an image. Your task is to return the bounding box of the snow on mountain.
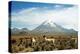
[11,19,77,36]
[32,19,77,36]
[42,19,56,27]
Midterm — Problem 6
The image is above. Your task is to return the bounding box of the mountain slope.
[32,20,77,36]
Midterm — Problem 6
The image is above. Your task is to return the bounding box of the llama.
[45,37,55,43]
[32,37,36,43]
[43,35,55,43]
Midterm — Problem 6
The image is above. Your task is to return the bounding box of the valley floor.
[9,35,78,53]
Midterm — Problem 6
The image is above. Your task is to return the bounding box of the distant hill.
[11,28,29,35]
[11,19,78,36]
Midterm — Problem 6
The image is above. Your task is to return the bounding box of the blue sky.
[10,1,74,12]
[10,1,78,31]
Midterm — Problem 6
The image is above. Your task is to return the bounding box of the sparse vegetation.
[10,35,78,53]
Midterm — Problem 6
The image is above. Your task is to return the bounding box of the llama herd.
[11,35,77,45]
[32,36,77,44]
[11,35,78,52]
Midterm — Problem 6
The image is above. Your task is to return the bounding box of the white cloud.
[11,6,78,31]
[54,5,63,8]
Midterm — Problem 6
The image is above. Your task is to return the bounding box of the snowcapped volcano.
[32,19,77,36]
[11,19,77,36]
[42,19,56,27]
[32,19,64,33]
